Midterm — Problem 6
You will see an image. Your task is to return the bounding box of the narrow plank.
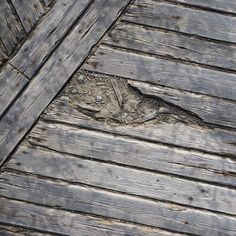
[26,120,236,187]
[0,1,26,55]
[10,0,92,78]
[83,46,236,101]
[0,172,236,235]
[8,145,236,215]
[128,80,236,129]
[0,40,8,67]
[123,0,236,43]
[44,96,236,157]
[0,0,131,166]
[0,198,183,236]
[0,64,28,117]
[11,0,45,33]
[103,23,236,71]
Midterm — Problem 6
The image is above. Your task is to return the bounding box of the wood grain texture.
[123,0,236,43]
[40,0,53,7]
[11,0,45,33]
[0,1,26,55]
[8,145,236,215]
[44,96,236,157]
[103,23,236,72]
[0,0,131,166]
[84,46,236,101]
[0,172,236,236]
[128,80,236,129]
[0,64,28,117]
[25,120,236,187]
[0,40,8,67]
[11,0,92,78]
[0,197,182,236]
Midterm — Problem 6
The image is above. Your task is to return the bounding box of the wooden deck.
[0,0,236,235]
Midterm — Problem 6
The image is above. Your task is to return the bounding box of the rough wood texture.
[84,46,236,101]
[0,40,8,67]
[123,0,236,43]
[1,172,236,236]
[11,0,92,78]
[44,96,236,157]
[0,0,131,166]
[40,0,53,7]
[8,145,236,215]
[103,23,236,72]
[128,80,236,129]
[0,1,26,55]
[24,120,236,187]
[0,198,182,236]
[11,0,45,33]
[0,64,28,117]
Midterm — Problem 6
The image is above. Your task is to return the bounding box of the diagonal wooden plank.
[10,0,92,78]
[11,0,45,33]
[0,0,131,166]
[0,64,28,117]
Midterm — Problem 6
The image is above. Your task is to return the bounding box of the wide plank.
[103,23,236,72]
[10,0,92,78]
[123,0,236,43]
[84,46,236,101]
[128,80,236,129]
[44,96,236,157]
[11,0,45,33]
[0,0,131,166]
[0,1,26,55]
[0,64,28,117]
[8,145,236,215]
[27,120,236,187]
[0,198,181,236]
[0,172,236,235]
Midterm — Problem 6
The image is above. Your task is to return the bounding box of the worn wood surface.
[84,46,236,101]
[40,0,53,7]
[124,0,236,43]
[103,23,236,72]
[45,96,236,157]
[11,0,45,33]
[1,172,236,236]
[11,0,92,78]
[0,40,8,68]
[0,1,26,55]
[0,198,183,236]
[0,64,28,117]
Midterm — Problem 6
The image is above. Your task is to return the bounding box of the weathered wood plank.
[40,0,53,8]
[0,1,26,55]
[128,80,236,129]
[44,96,236,157]
[25,120,236,187]
[0,0,131,166]
[103,23,236,72]
[10,0,92,78]
[0,172,236,235]
[11,0,45,33]
[8,145,236,215]
[0,40,8,67]
[84,46,236,101]
[0,198,182,236]
[123,0,236,43]
[0,64,28,117]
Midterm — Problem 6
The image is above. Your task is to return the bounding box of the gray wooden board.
[103,22,236,72]
[170,0,236,14]
[0,1,26,55]
[24,120,236,187]
[128,80,236,129]
[123,0,236,43]
[0,197,183,236]
[11,0,45,33]
[0,172,236,236]
[10,0,92,78]
[0,40,8,66]
[8,144,236,215]
[40,0,53,7]
[0,64,28,117]
[44,96,236,157]
[83,46,236,101]
[0,0,131,166]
